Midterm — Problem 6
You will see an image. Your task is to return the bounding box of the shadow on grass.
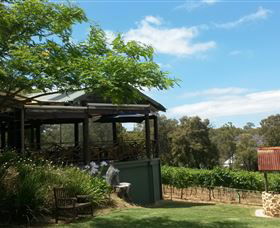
[67,201,248,228]
[149,200,215,208]
[70,215,248,228]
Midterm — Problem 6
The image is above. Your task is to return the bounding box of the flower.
[90,167,99,175]
[84,165,90,169]
[89,161,99,169]
[100,161,108,167]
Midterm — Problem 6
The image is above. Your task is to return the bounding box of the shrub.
[0,150,110,224]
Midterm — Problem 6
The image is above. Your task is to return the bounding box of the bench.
[53,187,93,223]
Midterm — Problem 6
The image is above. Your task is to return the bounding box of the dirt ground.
[93,193,141,217]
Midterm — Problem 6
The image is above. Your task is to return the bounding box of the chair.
[53,187,93,223]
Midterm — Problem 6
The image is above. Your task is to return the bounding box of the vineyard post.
[264,172,269,192]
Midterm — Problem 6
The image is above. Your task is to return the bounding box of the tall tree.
[260,114,280,146]
[158,115,178,165]
[0,0,176,109]
[210,122,241,165]
[170,116,218,168]
[235,133,258,171]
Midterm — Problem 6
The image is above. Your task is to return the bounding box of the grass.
[57,200,280,228]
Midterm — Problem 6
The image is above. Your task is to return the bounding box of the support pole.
[59,124,62,145]
[264,172,269,192]
[7,121,14,147]
[153,116,159,158]
[83,117,89,164]
[0,123,6,149]
[35,124,41,150]
[145,114,151,159]
[30,126,35,149]
[112,122,117,144]
[74,122,79,147]
[20,108,25,153]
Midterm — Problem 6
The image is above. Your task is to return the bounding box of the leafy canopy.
[260,114,280,146]
[0,0,176,104]
[169,116,218,169]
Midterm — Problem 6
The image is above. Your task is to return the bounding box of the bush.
[0,150,111,224]
[161,166,280,192]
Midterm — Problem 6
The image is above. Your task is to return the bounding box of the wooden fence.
[163,185,262,206]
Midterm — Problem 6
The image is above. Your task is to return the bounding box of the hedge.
[161,166,280,192]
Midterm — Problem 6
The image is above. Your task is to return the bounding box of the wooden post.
[20,108,25,153]
[30,126,35,149]
[83,117,89,164]
[264,172,269,192]
[0,123,6,149]
[7,121,14,147]
[158,160,163,200]
[112,122,117,144]
[59,124,62,145]
[145,114,151,159]
[74,122,79,147]
[153,116,159,158]
[35,124,41,150]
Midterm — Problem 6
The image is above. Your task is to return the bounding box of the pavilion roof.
[25,90,166,112]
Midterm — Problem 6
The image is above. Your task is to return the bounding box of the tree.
[158,115,178,165]
[0,0,176,109]
[210,122,241,165]
[235,133,258,171]
[170,116,218,168]
[260,114,280,146]
[41,122,116,144]
[243,122,255,131]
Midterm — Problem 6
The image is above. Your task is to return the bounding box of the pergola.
[0,90,165,164]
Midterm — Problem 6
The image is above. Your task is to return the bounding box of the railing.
[163,185,262,206]
[88,140,147,162]
[25,140,149,164]
[25,142,82,164]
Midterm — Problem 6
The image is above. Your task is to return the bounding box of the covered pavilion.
[0,90,164,204]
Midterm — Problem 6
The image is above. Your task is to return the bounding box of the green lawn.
[59,201,280,228]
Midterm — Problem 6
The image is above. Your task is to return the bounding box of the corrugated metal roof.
[25,90,166,112]
[258,147,280,171]
[27,91,85,103]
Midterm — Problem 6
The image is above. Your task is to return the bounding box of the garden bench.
[53,187,93,223]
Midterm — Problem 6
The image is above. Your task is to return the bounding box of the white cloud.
[157,62,172,69]
[228,50,255,58]
[180,87,249,98]
[122,16,216,56]
[105,30,116,43]
[215,7,272,29]
[177,0,219,11]
[169,89,280,119]
[229,50,242,56]
[142,16,162,25]
[202,0,218,4]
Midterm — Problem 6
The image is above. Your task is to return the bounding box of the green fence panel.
[115,159,162,204]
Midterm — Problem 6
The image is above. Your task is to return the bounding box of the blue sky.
[65,0,280,127]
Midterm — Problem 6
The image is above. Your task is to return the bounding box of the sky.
[60,0,280,128]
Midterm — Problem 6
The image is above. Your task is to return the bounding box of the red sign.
[258,147,280,171]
